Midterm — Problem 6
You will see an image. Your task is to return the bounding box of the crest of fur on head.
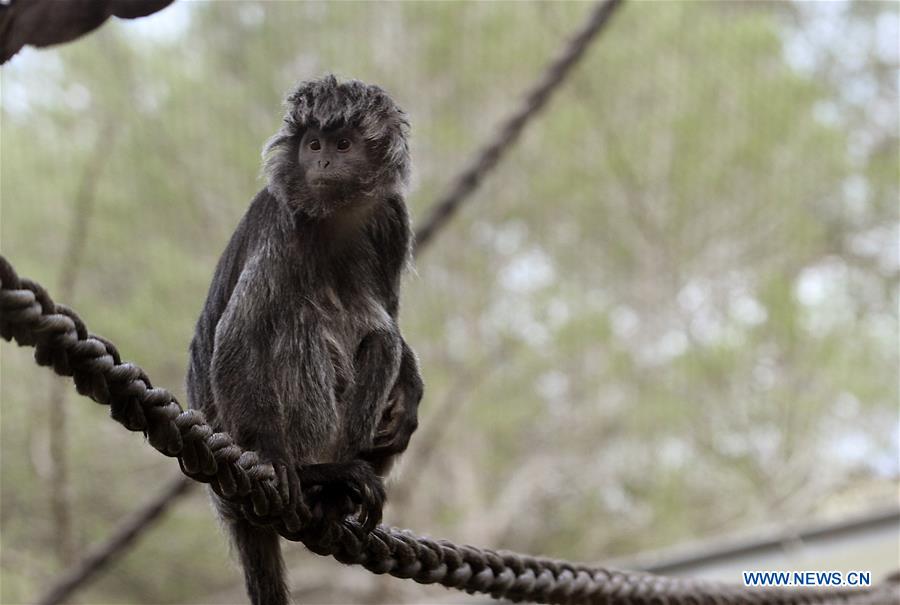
[263,75,411,213]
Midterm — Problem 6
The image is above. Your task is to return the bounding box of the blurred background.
[1,1,898,604]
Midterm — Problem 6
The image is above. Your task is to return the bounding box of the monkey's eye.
[309,139,321,151]
[336,138,352,152]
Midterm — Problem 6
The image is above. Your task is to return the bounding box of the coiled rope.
[2,254,890,605]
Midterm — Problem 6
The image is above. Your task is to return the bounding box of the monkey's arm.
[360,338,423,475]
[336,329,402,462]
[371,195,412,319]
[358,197,423,474]
[186,191,263,421]
[192,192,305,514]
[186,258,248,429]
[209,285,308,519]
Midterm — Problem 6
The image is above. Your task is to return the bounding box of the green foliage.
[1,2,896,603]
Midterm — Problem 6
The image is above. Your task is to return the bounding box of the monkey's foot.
[297,460,386,532]
[271,460,308,530]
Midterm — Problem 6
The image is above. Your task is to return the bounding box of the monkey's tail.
[229,518,290,605]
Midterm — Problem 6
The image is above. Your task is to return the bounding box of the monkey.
[186,75,423,605]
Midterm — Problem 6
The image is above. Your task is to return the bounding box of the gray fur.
[186,75,423,605]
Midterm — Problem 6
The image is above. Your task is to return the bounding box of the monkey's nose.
[318,159,330,169]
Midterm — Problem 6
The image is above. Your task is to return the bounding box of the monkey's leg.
[211,337,307,529]
[360,339,423,476]
[341,330,403,456]
[230,421,306,531]
[301,330,401,530]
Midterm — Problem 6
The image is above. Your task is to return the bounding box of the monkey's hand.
[297,460,386,532]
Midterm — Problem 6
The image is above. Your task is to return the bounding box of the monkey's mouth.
[309,178,340,188]
[307,174,345,187]
[307,177,361,198]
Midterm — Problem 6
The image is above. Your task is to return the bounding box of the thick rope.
[2,254,889,605]
[414,0,623,250]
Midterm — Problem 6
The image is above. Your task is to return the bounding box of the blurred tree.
[1,1,896,603]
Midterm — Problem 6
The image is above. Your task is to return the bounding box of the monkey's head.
[263,75,411,218]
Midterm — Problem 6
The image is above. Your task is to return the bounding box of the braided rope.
[2,254,889,605]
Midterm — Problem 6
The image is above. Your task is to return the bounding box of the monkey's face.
[297,126,374,209]
[264,77,410,216]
